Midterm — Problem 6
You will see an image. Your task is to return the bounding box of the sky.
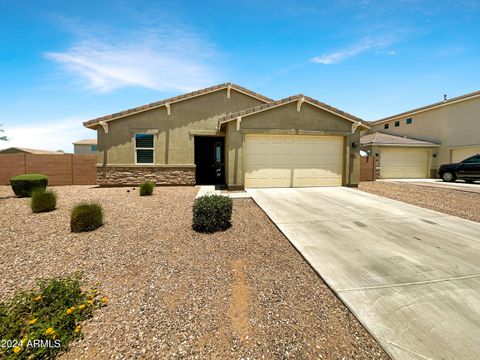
[0,0,479,152]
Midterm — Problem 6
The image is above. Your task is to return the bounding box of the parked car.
[438,154,480,182]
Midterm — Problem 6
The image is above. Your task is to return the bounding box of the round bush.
[31,188,57,213]
[192,195,233,233]
[139,181,155,196]
[10,174,48,197]
[70,203,103,233]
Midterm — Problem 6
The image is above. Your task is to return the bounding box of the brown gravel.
[359,181,480,223]
[0,186,388,359]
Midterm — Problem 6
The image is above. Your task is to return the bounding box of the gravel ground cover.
[0,185,388,359]
[359,181,480,223]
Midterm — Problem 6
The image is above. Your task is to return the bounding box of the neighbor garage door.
[380,148,428,179]
[244,134,343,187]
[451,147,480,163]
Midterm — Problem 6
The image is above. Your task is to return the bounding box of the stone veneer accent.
[96,166,195,186]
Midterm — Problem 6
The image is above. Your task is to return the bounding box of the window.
[135,134,154,164]
[394,121,400,127]
[462,155,480,164]
[91,145,98,151]
[406,118,413,125]
[384,123,389,129]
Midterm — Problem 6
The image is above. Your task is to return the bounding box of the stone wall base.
[96,166,195,186]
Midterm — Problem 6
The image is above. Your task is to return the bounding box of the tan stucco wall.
[224,102,361,187]
[369,96,480,166]
[74,144,95,155]
[96,89,264,166]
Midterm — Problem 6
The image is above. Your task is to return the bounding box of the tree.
[0,124,6,141]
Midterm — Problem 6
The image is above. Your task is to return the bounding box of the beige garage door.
[380,148,429,179]
[451,147,480,163]
[244,134,344,188]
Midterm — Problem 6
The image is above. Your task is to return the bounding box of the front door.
[194,136,225,185]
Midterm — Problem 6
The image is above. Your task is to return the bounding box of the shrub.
[139,181,155,196]
[31,188,57,213]
[10,174,48,197]
[0,273,107,359]
[70,203,103,233]
[192,195,233,233]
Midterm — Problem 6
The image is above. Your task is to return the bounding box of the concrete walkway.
[379,178,480,193]
[247,187,480,360]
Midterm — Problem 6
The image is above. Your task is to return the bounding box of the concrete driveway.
[379,178,480,193]
[247,187,480,360]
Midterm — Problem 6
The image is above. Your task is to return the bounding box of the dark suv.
[438,154,480,182]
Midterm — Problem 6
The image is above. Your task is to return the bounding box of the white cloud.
[311,36,396,64]
[45,26,221,93]
[0,118,93,153]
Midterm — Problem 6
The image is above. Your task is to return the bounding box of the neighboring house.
[364,90,480,179]
[73,139,97,155]
[361,132,439,179]
[83,83,368,188]
[0,147,64,154]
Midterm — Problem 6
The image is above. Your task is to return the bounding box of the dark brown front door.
[194,136,225,185]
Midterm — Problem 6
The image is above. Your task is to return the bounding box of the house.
[73,139,97,155]
[360,132,439,179]
[0,147,64,154]
[363,90,480,179]
[83,83,368,188]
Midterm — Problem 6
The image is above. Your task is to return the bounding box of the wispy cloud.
[311,35,396,64]
[45,24,222,93]
[1,118,92,152]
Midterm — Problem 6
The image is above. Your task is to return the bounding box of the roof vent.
[443,94,447,102]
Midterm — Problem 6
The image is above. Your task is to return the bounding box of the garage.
[451,147,480,163]
[380,148,429,178]
[244,134,344,187]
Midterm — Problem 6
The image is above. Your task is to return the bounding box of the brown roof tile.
[361,132,439,146]
[218,94,365,125]
[83,83,273,128]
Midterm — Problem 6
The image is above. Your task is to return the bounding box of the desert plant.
[0,273,107,358]
[70,203,103,233]
[139,181,155,196]
[30,188,57,213]
[10,174,48,197]
[192,195,233,233]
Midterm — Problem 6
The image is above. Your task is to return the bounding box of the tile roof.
[0,147,65,154]
[361,132,439,146]
[83,83,272,128]
[371,90,480,124]
[217,94,365,125]
[73,139,97,145]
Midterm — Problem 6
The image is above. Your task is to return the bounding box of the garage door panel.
[380,148,428,179]
[244,134,343,188]
[452,147,480,163]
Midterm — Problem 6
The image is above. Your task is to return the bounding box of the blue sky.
[1,0,479,151]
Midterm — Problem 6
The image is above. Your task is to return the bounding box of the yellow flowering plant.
[0,273,108,359]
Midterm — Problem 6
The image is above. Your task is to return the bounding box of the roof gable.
[218,94,368,128]
[83,83,272,128]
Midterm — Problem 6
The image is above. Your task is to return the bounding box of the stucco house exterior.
[83,83,368,188]
[73,139,97,155]
[363,90,480,179]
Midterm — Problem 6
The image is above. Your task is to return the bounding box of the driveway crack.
[337,273,480,292]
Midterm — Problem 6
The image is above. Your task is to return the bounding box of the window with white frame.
[135,134,154,164]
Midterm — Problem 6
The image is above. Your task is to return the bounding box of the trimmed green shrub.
[70,203,103,233]
[139,181,155,196]
[193,195,233,233]
[10,174,48,197]
[0,273,107,358]
[31,188,57,213]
